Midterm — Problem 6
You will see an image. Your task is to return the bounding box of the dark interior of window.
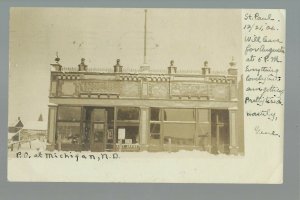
[117,107,139,120]
[57,106,81,121]
[117,126,139,144]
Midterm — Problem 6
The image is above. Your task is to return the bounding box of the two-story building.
[46,56,244,155]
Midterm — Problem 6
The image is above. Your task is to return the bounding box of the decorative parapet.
[49,57,238,102]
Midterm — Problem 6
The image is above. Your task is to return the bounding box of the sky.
[8,8,242,124]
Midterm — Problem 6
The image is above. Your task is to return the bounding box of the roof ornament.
[168,60,177,74]
[228,56,238,75]
[229,56,236,67]
[55,52,60,64]
[78,58,88,71]
[114,59,123,73]
[202,60,211,75]
[50,51,62,71]
[204,60,208,67]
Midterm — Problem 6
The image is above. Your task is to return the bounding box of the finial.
[229,56,236,67]
[78,58,87,71]
[55,52,60,63]
[202,61,210,75]
[168,60,177,74]
[114,59,123,73]
[170,60,174,66]
[204,61,208,67]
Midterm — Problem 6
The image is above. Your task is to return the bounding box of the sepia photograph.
[8,8,244,156]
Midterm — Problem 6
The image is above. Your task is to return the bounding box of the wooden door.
[211,110,229,154]
[90,109,107,152]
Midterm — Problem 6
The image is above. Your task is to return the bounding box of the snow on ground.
[7,142,281,183]
[8,139,47,157]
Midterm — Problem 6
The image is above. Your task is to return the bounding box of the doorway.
[211,109,229,154]
[82,107,115,152]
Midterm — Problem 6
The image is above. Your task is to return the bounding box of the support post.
[46,104,58,151]
[139,107,149,151]
[229,108,239,155]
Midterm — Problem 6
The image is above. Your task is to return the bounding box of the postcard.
[8,8,285,183]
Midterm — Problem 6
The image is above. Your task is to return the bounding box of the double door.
[83,108,107,152]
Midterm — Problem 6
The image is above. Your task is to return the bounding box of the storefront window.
[57,106,81,121]
[163,123,195,145]
[57,106,82,145]
[150,123,160,139]
[116,107,140,146]
[117,126,139,144]
[197,123,210,136]
[150,108,161,141]
[164,109,195,121]
[57,122,80,144]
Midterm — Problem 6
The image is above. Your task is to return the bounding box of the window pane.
[164,123,195,139]
[164,109,195,121]
[93,109,105,121]
[163,123,195,145]
[58,106,81,121]
[150,123,160,139]
[150,108,161,121]
[107,108,115,123]
[150,123,160,133]
[117,125,139,144]
[57,122,80,144]
[198,109,209,122]
[117,107,139,120]
[197,123,211,136]
[94,123,105,142]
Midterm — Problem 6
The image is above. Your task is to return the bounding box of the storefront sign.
[118,128,125,140]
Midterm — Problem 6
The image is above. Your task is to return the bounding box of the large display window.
[149,107,212,148]
[116,107,140,145]
[57,122,81,144]
[163,108,196,145]
[150,108,162,142]
[57,106,82,146]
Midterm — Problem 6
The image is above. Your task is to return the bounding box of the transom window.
[117,107,140,121]
[164,108,195,121]
[57,106,81,121]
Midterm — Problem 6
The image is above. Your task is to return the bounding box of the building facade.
[47,58,244,155]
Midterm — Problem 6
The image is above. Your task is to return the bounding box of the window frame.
[149,107,212,147]
[57,106,82,122]
[56,105,83,145]
[115,106,141,145]
[116,107,140,123]
[163,108,196,122]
